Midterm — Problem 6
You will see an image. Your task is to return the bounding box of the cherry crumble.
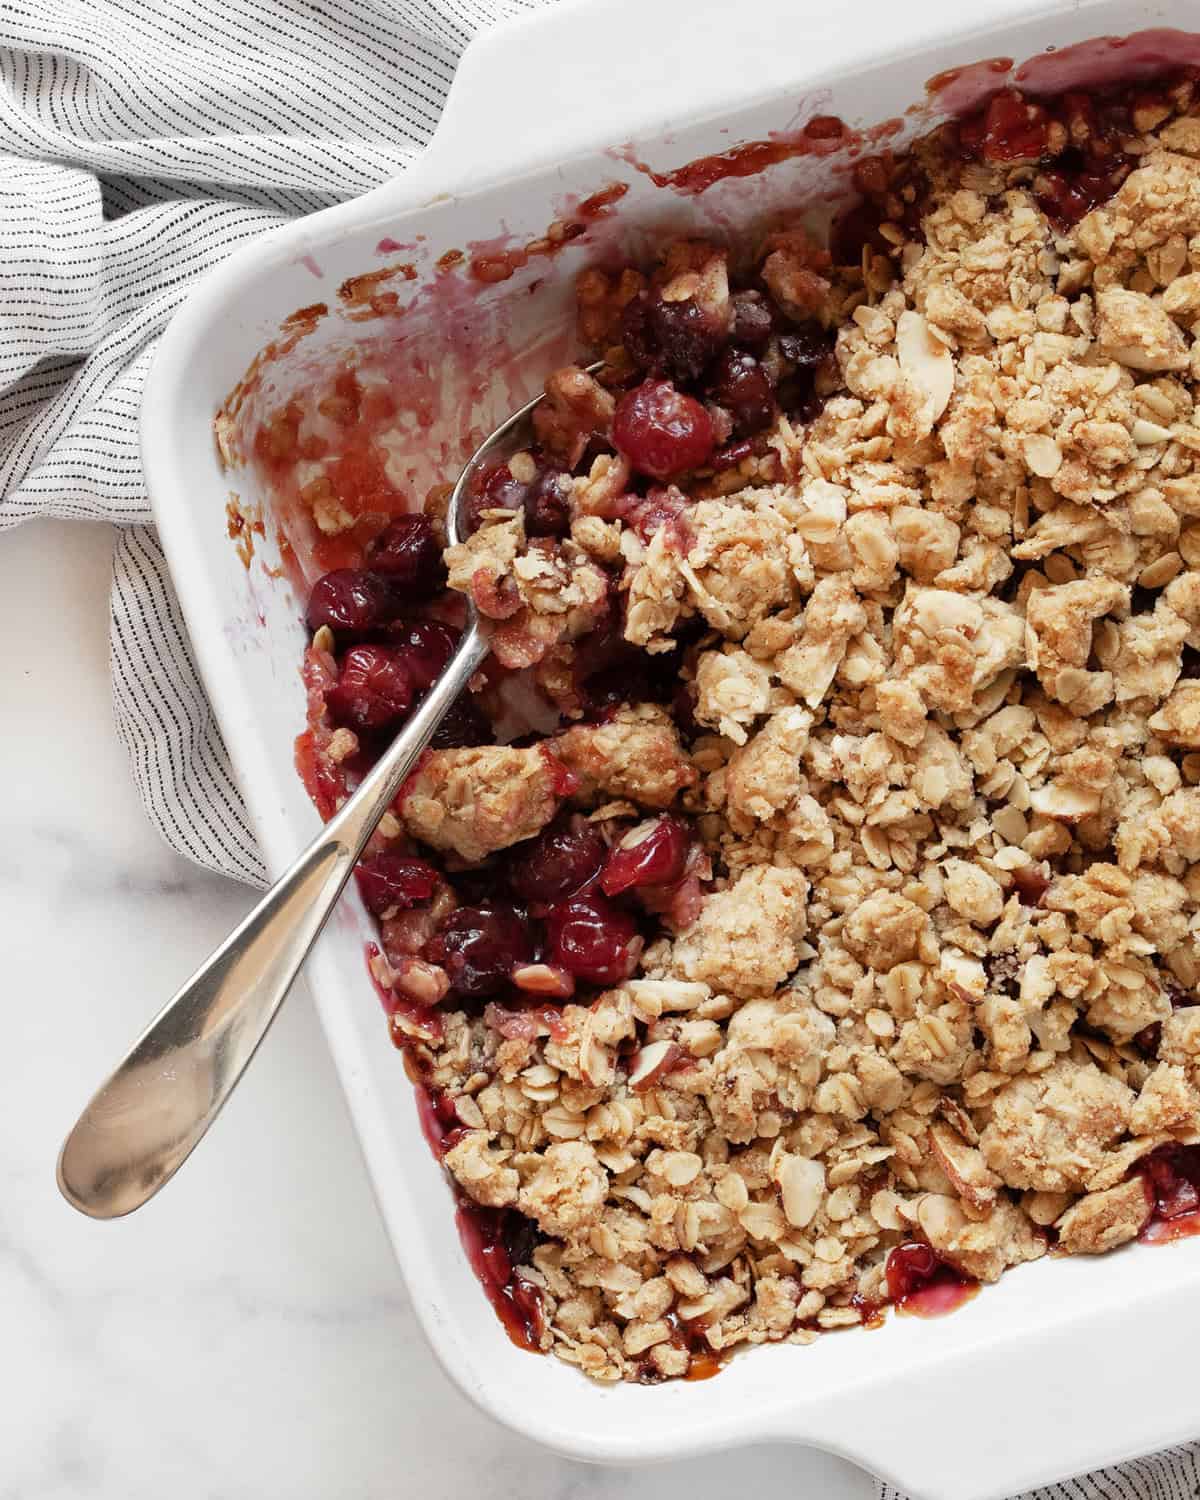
[235,69,1200,1381]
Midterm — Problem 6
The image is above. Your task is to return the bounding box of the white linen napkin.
[1,5,1197,1494]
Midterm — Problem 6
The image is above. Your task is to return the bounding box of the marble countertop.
[5,517,877,1500]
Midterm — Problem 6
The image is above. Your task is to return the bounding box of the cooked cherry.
[326,645,413,729]
[649,297,728,382]
[619,290,658,368]
[619,287,728,380]
[778,323,833,368]
[708,348,776,435]
[619,485,692,544]
[365,514,446,596]
[731,290,774,351]
[711,438,753,471]
[479,462,528,511]
[601,817,689,897]
[305,568,400,639]
[612,379,716,480]
[387,619,458,693]
[472,459,570,538]
[426,904,535,998]
[508,821,606,905]
[355,853,439,916]
[545,894,642,985]
[523,467,571,537]
[431,693,492,749]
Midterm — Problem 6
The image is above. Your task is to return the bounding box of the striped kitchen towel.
[0,0,552,885]
[0,7,1198,1497]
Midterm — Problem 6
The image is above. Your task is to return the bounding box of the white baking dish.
[141,0,1200,1493]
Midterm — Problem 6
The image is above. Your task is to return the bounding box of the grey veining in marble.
[1,518,876,1500]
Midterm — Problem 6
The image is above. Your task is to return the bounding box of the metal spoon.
[58,377,566,1218]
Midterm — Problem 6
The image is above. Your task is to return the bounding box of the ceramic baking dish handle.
[416,0,1064,193]
[764,1284,1200,1500]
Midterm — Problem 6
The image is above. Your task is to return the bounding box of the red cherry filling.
[455,1203,545,1351]
[430,693,492,749]
[620,290,729,381]
[426,904,535,998]
[472,458,571,538]
[507,821,606,905]
[1009,864,1050,907]
[355,853,439,917]
[730,290,773,351]
[1035,152,1133,228]
[777,323,833,368]
[523,468,572,537]
[612,379,716,480]
[601,817,689,897]
[386,619,458,693]
[708,348,776,436]
[305,568,400,638]
[326,644,413,729]
[960,89,1050,162]
[365,514,446,596]
[545,894,642,985]
[1141,1144,1200,1224]
[885,1241,975,1316]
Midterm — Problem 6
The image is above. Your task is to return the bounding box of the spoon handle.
[58,623,490,1219]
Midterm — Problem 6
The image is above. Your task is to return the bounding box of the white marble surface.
[2,517,877,1500]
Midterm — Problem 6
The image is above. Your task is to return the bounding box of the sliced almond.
[1022,433,1063,478]
[929,1122,1000,1211]
[511,963,574,999]
[1028,782,1102,821]
[896,309,955,421]
[916,1191,967,1247]
[628,1040,684,1092]
[775,1153,825,1229]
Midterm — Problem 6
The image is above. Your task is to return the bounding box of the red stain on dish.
[283,302,328,330]
[885,1241,979,1318]
[926,31,1200,109]
[467,220,589,284]
[578,181,629,218]
[614,112,850,196]
[336,263,418,319]
[1016,29,1200,93]
[225,494,265,568]
[924,56,1016,113]
[299,253,323,278]
[375,237,413,254]
[1139,1144,1200,1244]
[217,307,330,430]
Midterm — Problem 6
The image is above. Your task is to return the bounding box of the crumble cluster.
[352,103,1200,1380]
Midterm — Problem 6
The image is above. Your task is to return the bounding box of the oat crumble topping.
[266,76,1200,1380]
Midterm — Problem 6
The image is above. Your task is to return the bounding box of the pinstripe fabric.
[0,0,551,884]
[1,12,1199,1491]
[879,1443,1200,1500]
